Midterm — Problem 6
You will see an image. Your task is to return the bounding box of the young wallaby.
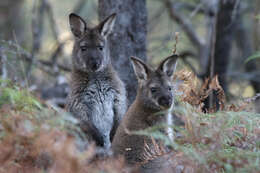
[112,55,178,165]
[66,13,127,149]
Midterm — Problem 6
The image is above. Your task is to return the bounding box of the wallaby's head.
[69,13,116,72]
[130,55,178,111]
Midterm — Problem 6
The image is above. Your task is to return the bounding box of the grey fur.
[66,13,127,149]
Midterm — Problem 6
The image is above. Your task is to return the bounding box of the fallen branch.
[22,54,71,74]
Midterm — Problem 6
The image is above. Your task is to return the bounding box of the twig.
[182,58,200,77]
[73,0,88,14]
[13,31,29,88]
[244,93,260,103]
[27,0,47,77]
[174,2,205,15]
[172,32,179,54]
[163,0,204,49]
[231,0,241,26]
[0,46,7,81]
[189,2,203,18]
[148,6,165,33]
[0,46,1,77]
[45,0,64,73]
[22,54,71,73]
[45,0,60,42]
[50,43,64,65]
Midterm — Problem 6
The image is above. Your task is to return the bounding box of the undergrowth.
[0,72,259,173]
[136,70,260,173]
[0,79,125,173]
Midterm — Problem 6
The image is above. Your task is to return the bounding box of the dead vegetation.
[0,73,259,172]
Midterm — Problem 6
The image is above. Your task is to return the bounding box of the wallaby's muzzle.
[158,95,172,109]
[90,61,101,71]
[87,58,102,72]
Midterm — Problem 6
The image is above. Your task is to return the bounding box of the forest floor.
[0,71,259,173]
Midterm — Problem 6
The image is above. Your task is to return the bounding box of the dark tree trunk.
[98,0,147,103]
[213,0,237,92]
[203,0,237,110]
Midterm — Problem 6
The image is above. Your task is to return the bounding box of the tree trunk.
[235,13,260,92]
[0,47,2,77]
[203,0,237,110]
[234,16,260,112]
[213,0,237,92]
[253,0,260,113]
[0,0,24,41]
[0,0,24,78]
[98,0,147,103]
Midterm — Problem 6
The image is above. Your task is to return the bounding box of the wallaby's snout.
[91,61,100,71]
[88,56,102,72]
[78,46,104,72]
[158,95,172,108]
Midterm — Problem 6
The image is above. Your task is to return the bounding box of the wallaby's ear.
[69,13,87,38]
[130,56,150,81]
[98,13,116,37]
[157,54,178,78]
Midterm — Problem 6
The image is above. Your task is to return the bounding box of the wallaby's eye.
[150,87,157,93]
[98,46,103,51]
[80,46,87,51]
[168,87,172,91]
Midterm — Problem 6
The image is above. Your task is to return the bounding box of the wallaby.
[66,13,127,150]
[112,55,178,166]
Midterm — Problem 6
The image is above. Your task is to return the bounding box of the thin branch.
[231,0,241,25]
[27,0,47,77]
[174,2,205,15]
[50,43,64,65]
[45,0,65,73]
[179,51,197,58]
[45,0,60,42]
[0,46,8,81]
[148,6,165,33]
[22,54,71,73]
[172,32,179,54]
[189,2,204,18]
[73,0,87,14]
[163,0,204,49]
[179,51,200,77]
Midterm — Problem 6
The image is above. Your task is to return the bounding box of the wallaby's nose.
[158,96,172,108]
[92,63,98,70]
[90,61,101,71]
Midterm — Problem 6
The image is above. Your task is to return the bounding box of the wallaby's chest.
[82,79,116,109]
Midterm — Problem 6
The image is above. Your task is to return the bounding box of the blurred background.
[0,0,259,111]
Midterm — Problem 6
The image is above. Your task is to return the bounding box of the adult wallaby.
[112,55,178,167]
[66,13,127,150]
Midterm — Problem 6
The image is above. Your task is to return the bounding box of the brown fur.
[112,55,178,165]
